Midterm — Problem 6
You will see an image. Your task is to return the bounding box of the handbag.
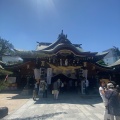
[52,90,54,94]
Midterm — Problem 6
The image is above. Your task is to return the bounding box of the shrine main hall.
[6,31,112,93]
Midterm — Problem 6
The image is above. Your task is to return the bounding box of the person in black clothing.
[105,83,120,120]
[116,85,120,93]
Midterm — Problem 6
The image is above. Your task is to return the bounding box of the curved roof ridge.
[42,31,72,50]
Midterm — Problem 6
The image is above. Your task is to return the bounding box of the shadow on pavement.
[6,95,32,99]
[0,90,32,99]
[0,90,21,94]
[9,112,67,120]
[34,92,102,106]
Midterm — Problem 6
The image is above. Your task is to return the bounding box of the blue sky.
[0,0,120,52]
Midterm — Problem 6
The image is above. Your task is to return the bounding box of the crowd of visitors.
[32,77,120,120]
[33,77,89,100]
[99,81,120,120]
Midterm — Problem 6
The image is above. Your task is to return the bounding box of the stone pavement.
[3,93,105,120]
[0,91,30,115]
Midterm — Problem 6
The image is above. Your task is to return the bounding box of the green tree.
[0,80,9,91]
[0,37,14,56]
[0,64,13,91]
[97,60,107,66]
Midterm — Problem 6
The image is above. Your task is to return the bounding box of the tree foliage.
[14,49,49,58]
[0,37,14,55]
[0,80,9,91]
[0,69,13,75]
[97,60,107,66]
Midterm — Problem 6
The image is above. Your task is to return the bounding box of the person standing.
[69,80,73,92]
[75,81,78,93]
[43,81,47,98]
[116,85,120,93]
[53,79,60,100]
[63,81,66,91]
[33,82,38,100]
[85,78,89,95]
[60,81,64,93]
[99,81,110,120]
[105,83,120,120]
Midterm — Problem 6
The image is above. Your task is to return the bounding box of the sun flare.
[29,0,57,16]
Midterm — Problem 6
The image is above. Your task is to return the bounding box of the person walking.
[53,79,60,100]
[99,81,110,120]
[105,83,120,120]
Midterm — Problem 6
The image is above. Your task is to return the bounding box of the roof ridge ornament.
[61,30,67,38]
[61,30,63,35]
[57,30,72,44]
[58,30,66,39]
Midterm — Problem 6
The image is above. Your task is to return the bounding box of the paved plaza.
[3,93,104,120]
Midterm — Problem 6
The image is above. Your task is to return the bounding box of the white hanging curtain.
[82,69,88,79]
[47,68,52,84]
[34,68,40,79]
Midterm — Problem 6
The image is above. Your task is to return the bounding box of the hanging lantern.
[60,59,62,66]
[92,66,95,70]
[27,64,29,69]
[65,59,68,66]
[41,61,45,66]
[84,62,87,67]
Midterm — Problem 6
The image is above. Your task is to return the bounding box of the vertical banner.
[82,69,88,79]
[47,68,52,84]
[34,68,40,79]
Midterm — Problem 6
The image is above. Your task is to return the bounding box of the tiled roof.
[108,59,120,67]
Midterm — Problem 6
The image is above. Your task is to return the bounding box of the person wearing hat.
[116,85,120,93]
[105,83,120,120]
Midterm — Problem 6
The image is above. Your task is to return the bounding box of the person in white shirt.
[99,81,110,120]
